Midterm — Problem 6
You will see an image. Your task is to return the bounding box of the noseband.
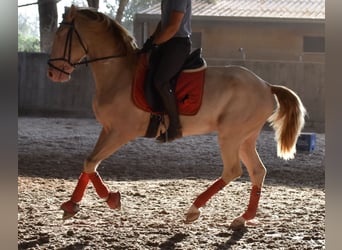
[47,19,126,76]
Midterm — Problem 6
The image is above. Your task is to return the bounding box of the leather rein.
[47,19,126,76]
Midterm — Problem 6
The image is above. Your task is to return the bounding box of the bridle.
[47,19,126,76]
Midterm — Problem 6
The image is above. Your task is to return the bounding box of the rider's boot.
[156,84,182,142]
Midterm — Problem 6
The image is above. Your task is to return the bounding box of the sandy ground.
[18,117,325,249]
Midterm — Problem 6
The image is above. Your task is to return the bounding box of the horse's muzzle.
[47,63,73,82]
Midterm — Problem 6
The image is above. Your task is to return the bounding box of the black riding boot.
[156,85,182,142]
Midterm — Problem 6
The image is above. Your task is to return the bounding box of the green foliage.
[17,0,160,51]
[18,13,40,52]
[18,33,40,52]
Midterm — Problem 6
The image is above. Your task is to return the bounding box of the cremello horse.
[47,5,306,230]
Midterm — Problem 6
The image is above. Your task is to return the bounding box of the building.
[133,0,325,64]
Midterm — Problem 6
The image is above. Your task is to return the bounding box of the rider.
[141,0,192,142]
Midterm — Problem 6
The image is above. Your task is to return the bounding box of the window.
[303,36,325,53]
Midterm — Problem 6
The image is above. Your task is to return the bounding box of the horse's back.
[205,65,270,96]
[186,65,276,136]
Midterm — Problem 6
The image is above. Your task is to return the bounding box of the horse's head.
[47,5,138,83]
[47,5,88,82]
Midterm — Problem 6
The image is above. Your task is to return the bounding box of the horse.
[47,5,306,230]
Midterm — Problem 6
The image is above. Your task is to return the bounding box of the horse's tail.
[268,84,307,160]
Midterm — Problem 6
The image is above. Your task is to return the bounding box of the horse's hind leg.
[61,128,130,219]
[230,131,266,230]
[185,134,242,223]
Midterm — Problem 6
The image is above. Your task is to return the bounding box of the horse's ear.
[69,5,78,19]
[64,4,77,21]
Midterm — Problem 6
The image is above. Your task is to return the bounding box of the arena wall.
[18,52,324,132]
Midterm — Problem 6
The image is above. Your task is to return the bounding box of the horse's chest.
[92,97,114,118]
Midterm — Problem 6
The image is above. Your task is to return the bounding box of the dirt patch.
[18,117,325,249]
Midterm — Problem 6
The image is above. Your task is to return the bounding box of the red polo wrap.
[89,172,110,199]
[193,178,227,208]
[242,185,261,220]
[70,172,90,203]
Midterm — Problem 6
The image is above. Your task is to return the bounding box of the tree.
[115,0,128,23]
[103,0,160,31]
[18,0,160,52]
[87,0,99,10]
[18,33,40,52]
[38,0,58,53]
[18,11,40,52]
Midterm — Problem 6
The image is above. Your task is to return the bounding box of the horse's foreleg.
[83,129,127,208]
[88,171,121,209]
[230,133,266,230]
[61,128,128,219]
[60,172,90,219]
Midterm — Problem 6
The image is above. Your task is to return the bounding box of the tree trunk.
[115,0,129,23]
[87,0,99,10]
[38,0,57,53]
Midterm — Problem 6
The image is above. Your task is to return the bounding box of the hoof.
[106,192,121,210]
[60,200,80,220]
[185,211,200,224]
[229,216,246,231]
[185,205,200,224]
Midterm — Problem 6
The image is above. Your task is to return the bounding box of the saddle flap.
[132,53,206,116]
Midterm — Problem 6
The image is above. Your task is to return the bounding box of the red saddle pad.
[132,54,205,116]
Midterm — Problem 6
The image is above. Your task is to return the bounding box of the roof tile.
[139,0,325,19]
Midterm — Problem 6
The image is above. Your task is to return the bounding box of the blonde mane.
[76,7,138,53]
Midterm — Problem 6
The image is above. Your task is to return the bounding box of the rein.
[47,19,126,76]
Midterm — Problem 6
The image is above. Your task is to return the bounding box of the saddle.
[132,48,207,137]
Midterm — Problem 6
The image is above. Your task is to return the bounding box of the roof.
[139,0,325,20]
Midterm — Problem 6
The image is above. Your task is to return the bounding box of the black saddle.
[182,48,205,70]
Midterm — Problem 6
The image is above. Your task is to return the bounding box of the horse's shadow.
[215,227,248,250]
[159,232,189,250]
[158,227,247,250]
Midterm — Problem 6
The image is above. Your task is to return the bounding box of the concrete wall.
[134,15,325,63]
[192,19,325,63]
[18,52,95,117]
[18,52,325,132]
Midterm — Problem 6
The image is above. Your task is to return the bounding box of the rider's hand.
[140,36,158,53]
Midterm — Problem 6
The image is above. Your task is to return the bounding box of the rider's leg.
[152,37,191,142]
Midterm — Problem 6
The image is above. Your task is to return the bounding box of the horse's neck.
[81,23,138,98]
[89,53,138,96]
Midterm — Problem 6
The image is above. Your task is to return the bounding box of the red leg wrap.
[242,185,261,220]
[70,172,90,203]
[193,178,227,208]
[89,172,110,199]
